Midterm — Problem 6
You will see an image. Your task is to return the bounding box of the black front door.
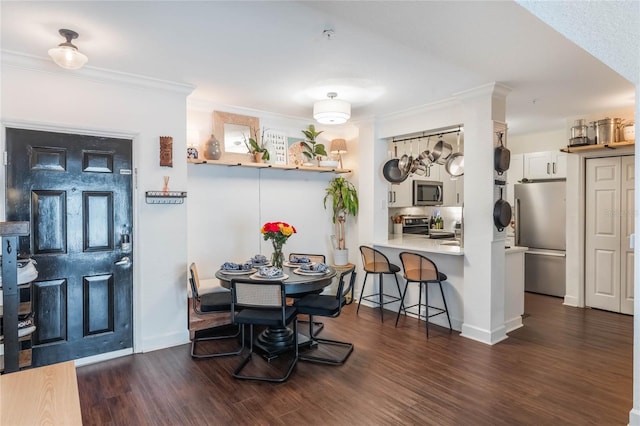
[5,128,133,366]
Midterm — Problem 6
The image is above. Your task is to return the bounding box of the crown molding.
[1,50,195,95]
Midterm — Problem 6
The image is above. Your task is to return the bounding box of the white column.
[455,82,511,345]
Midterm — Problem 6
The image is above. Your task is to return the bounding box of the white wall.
[1,55,193,353]
[186,102,361,280]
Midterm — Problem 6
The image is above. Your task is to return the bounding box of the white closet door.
[585,157,621,312]
[620,156,635,315]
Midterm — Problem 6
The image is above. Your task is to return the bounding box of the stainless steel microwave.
[413,180,443,206]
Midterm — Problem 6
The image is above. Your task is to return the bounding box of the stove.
[402,215,430,235]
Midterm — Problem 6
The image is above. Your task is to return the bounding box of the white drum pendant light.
[48,29,88,70]
[314,92,351,125]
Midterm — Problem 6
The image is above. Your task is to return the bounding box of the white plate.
[220,268,257,275]
[283,261,315,268]
[249,273,289,281]
[293,268,329,276]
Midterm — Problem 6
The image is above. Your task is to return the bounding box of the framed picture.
[263,129,288,165]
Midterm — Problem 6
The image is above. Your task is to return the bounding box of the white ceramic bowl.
[319,160,339,168]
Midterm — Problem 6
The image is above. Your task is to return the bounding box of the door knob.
[115,256,132,266]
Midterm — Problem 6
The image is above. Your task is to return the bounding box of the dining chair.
[189,263,243,358]
[358,246,406,322]
[294,265,356,365]
[396,252,452,337]
[288,253,326,264]
[287,252,327,336]
[230,278,298,382]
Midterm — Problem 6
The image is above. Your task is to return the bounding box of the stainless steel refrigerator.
[514,181,566,297]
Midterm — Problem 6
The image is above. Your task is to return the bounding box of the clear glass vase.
[271,240,284,269]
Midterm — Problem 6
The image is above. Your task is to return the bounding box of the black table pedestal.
[254,326,313,361]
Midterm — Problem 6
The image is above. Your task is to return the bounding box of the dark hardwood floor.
[76,293,633,425]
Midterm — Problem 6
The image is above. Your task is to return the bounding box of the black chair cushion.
[389,264,401,273]
[419,272,448,284]
[235,306,297,327]
[199,291,233,313]
[294,295,341,317]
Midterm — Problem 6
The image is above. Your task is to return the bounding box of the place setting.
[283,255,315,268]
[292,262,330,276]
[250,266,289,281]
[218,261,256,275]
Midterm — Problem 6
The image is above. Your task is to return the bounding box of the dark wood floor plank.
[76,293,632,425]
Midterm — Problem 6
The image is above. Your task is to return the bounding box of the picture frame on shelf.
[263,129,288,165]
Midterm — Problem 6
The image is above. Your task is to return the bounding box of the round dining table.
[215,265,336,296]
[215,265,337,358]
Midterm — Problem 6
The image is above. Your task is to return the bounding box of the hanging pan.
[445,131,464,177]
[382,143,408,183]
[494,131,510,175]
[493,187,512,232]
[431,138,453,165]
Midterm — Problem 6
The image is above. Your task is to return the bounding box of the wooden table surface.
[1,360,82,425]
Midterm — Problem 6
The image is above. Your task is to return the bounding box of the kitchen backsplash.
[389,206,463,232]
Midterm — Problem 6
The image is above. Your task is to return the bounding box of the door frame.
[1,119,141,363]
[564,148,635,309]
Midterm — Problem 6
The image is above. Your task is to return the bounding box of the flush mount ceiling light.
[313,92,351,125]
[48,29,88,70]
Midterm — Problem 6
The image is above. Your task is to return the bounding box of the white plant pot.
[334,249,349,266]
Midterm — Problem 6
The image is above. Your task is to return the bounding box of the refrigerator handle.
[526,249,566,257]
[546,162,551,175]
[515,198,520,245]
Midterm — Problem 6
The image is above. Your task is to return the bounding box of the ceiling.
[1,1,636,136]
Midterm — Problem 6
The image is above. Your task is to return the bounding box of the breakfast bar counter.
[370,235,527,334]
[375,234,464,255]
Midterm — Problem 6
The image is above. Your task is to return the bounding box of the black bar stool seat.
[357,246,406,322]
[395,251,452,337]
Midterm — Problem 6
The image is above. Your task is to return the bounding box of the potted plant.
[324,176,359,265]
[301,124,327,165]
[243,129,270,162]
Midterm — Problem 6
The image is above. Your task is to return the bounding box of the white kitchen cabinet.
[585,155,634,314]
[388,179,413,207]
[443,175,463,206]
[506,154,524,208]
[424,163,441,181]
[523,151,566,180]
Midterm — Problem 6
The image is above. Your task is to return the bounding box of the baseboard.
[140,330,190,353]
[74,348,133,367]
[460,323,508,345]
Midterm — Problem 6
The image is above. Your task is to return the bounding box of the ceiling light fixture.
[48,29,88,70]
[313,92,351,125]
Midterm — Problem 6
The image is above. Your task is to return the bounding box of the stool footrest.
[361,293,402,306]
[402,303,447,321]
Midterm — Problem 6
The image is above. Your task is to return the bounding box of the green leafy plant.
[301,124,327,161]
[243,128,270,161]
[324,177,359,250]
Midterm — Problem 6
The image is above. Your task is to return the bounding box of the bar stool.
[357,246,406,322]
[396,251,452,338]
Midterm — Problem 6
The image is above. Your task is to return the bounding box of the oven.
[413,180,443,206]
[402,216,431,235]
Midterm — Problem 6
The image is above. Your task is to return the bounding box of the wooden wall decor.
[160,136,173,167]
[212,111,259,161]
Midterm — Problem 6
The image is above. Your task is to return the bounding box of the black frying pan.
[493,187,511,232]
[494,131,510,175]
[383,158,409,183]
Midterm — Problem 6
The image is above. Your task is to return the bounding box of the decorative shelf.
[187,158,352,174]
[145,191,187,204]
[561,140,635,153]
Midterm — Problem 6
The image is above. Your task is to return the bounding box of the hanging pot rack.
[391,126,462,145]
